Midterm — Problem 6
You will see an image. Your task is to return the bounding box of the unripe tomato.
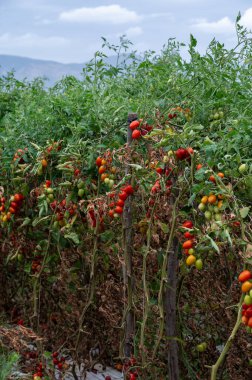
[196,259,203,270]
[104,177,110,184]
[129,120,140,130]
[163,155,169,163]
[244,295,252,305]
[78,189,85,197]
[204,211,212,220]
[96,157,102,167]
[113,212,119,218]
[214,213,222,222]
[242,281,252,293]
[132,129,141,139]
[183,240,193,249]
[198,203,205,211]
[238,270,252,282]
[186,255,196,266]
[239,163,247,174]
[196,342,207,352]
[108,179,114,188]
[201,196,208,204]
[188,248,195,255]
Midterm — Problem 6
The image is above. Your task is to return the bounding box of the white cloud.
[240,8,252,29]
[192,16,234,34]
[59,4,141,24]
[0,33,68,50]
[125,26,143,38]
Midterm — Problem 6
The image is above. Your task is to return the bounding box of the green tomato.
[195,259,203,270]
[249,359,252,366]
[219,111,224,118]
[108,179,114,188]
[198,203,205,211]
[46,187,54,194]
[239,163,248,174]
[104,177,110,184]
[47,193,54,201]
[214,113,219,120]
[196,342,207,352]
[77,180,85,189]
[163,155,169,163]
[214,213,222,221]
[204,211,212,220]
[249,289,252,298]
[188,248,195,255]
[213,206,219,213]
[244,295,252,305]
[78,188,85,197]
[17,253,23,262]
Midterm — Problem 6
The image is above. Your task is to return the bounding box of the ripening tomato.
[241,281,252,293]
[96,157,102,167]
[108,210,114,218]
[208,195,217,204]
[217,172,224,178]
[187,147,194,155]
[186,255,196,266]
[41,159,48,167]
[183,240,193,249]
[238,270,252,282]
[9,207,16,214]
[14,193,22,202]
[196,164,203,170]
[182,220,193,229]
[129,120,140,130]
[201,196,208,204]
[242,315,248,325]
[98,166,106,174]
[248,317,252,328]
[132,129,141,139]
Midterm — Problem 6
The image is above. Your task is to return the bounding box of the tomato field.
[0,20,252,380]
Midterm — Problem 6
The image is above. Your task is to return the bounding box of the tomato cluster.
[96,153,116,188]
[129,119,152,139]
[52,351,65,370]
[108,185,134,218]
[33,362,44,380]
[13,148,28,163]
[175,147,194,161]
[239,270,252,329]
[181,221,203,270]
[0,193,24,223]
[198,194,223,222]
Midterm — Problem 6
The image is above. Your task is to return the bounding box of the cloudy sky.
[0,0,251,63]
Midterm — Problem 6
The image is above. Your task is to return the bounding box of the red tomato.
[184,231,194,239]
[119,192,128,201]
[248,317,252,328]
[132,129,141,139]
[96,157,102,167]
[182,240,193,249]
[182,220,193,229]
[124,185,134,195]
[129,120,140,130]
[116,199,124,207]
[10,202,18,209]
[115,206,123,214]
[196,164,203,170]
[156,167,163,175]
[209,175,216,183]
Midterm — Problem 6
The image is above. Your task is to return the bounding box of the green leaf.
[64,232,80,245]
[206,235,220,253]
[159,222,169,234]
[239,206,250,219]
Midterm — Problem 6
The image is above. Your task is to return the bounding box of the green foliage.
[0,352,19,380]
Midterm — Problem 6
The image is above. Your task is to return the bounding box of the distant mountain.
[0,54,136,87]
[0,55,85,86]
